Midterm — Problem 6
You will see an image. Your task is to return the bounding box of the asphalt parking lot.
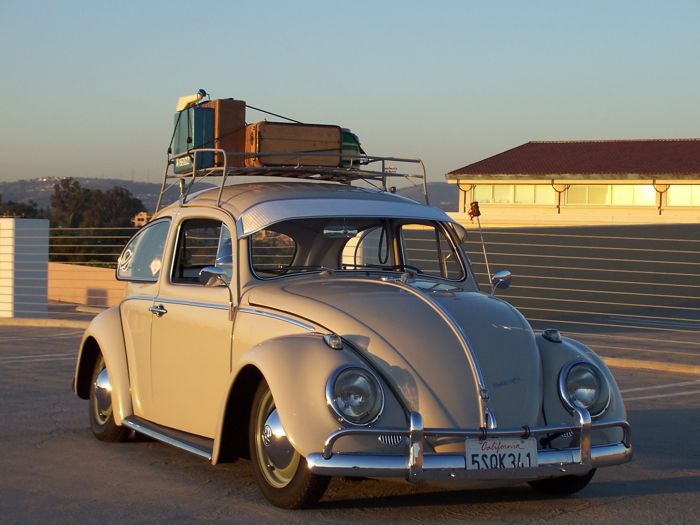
[1,325,700,524]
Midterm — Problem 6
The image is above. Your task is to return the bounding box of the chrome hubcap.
[261,409,295,470]
[93,366,112,425]
[255,389,300,488]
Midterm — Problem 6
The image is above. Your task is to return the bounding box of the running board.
[122,416,214,461]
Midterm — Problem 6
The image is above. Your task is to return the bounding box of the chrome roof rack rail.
[154,148,429,214]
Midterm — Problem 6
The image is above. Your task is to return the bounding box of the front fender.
[74,307,132,425]
[537,333,626,444]
[213,333,406,463]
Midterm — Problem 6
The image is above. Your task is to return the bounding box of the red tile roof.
[448,139,700,179]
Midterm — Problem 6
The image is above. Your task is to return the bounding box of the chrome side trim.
[154,297,230,311]
[121,294,156,303]
[238,307,315,331]
[122,417,213,461]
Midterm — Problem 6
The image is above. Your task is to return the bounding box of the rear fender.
[73,307,132,425]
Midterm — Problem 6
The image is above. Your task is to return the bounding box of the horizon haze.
[1,1,698,186]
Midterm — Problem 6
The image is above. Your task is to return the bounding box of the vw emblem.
[262,424,273,447]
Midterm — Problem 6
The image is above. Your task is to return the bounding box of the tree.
[48,178,146,266]
[50,178,91,228]
[0,195,44,218]
[50,178,145,228]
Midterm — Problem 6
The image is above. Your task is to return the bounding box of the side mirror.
[490,269,512,296]
[199,266,229,287]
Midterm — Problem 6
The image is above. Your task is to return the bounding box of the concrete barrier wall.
[48,262,125,308]
[0,218,49,318]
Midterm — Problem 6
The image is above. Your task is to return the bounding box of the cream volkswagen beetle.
[73,174,632,508]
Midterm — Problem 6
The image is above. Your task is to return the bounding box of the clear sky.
[1,0,698,185]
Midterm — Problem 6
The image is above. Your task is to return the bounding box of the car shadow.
[317,474,700,510]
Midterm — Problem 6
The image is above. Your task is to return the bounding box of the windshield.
[249,217,466,281]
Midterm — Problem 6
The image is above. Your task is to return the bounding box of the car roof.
[161,181,453,238]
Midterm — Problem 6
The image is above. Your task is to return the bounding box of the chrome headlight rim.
[325,365,385,427]
[558,360,611,418]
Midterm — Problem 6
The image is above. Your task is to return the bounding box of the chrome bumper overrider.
[307,408,632,482]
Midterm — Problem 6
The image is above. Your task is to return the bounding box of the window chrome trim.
[116,217,172,283]
[248,229,298,280]
[169,218,231,286]
[238,307,315,331]
[397,220,467,282]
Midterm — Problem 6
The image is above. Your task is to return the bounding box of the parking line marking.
[0,331,83,342]
[0,353,75,363]
[0,357,75,365]
[624,388,700,402]
[621,379,700,393]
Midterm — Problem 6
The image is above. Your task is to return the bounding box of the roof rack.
[154,148,429,213]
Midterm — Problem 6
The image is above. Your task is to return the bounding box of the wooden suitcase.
[245,121,342,168]
[201,99,247,167]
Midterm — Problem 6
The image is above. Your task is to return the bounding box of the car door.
[116,217,172,418]
[148,213,236,438]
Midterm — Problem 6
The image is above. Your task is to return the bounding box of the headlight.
[326,367,384,426]
[558,361,611,417]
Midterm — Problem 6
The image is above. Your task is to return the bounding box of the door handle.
[149,304,168,317]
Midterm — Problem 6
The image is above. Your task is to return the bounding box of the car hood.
[246,276,542,429]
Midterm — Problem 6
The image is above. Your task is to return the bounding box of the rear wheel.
[249,380,329,509]
[88,354,130,442]
[529,469,596,496]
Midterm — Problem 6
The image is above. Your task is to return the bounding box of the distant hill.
[0,177,163,212]
[1,178,458,213]
[396,182,458,211]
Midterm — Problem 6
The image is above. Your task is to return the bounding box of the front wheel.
[529,469,596,496]
[88,354,130,442]
[249,380,329,509]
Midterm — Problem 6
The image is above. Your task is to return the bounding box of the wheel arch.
[214,364,264,464]
[73,307,133,425]
[74,336,100,399]
[212,333,374,465]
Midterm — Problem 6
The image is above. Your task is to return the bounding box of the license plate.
[465,437,538,470]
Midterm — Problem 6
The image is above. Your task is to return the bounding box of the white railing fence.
[2,221,698,353]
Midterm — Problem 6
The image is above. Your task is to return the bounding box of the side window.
[117,219,171,282]
[250,229,296,275]
[172,219,233,284]
[341,225,393,268]
[400,223,464,280]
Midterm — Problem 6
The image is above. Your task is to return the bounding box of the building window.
[473,184,555,205]
[566,185,657,206]
[535,185,556,204]
[667,185,700,206]
[566,186,587,205]
[492,185,512,203]
[514,185,534,204]
[633,185,657,206]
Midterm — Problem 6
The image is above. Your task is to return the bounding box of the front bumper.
[307,407,632,483]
